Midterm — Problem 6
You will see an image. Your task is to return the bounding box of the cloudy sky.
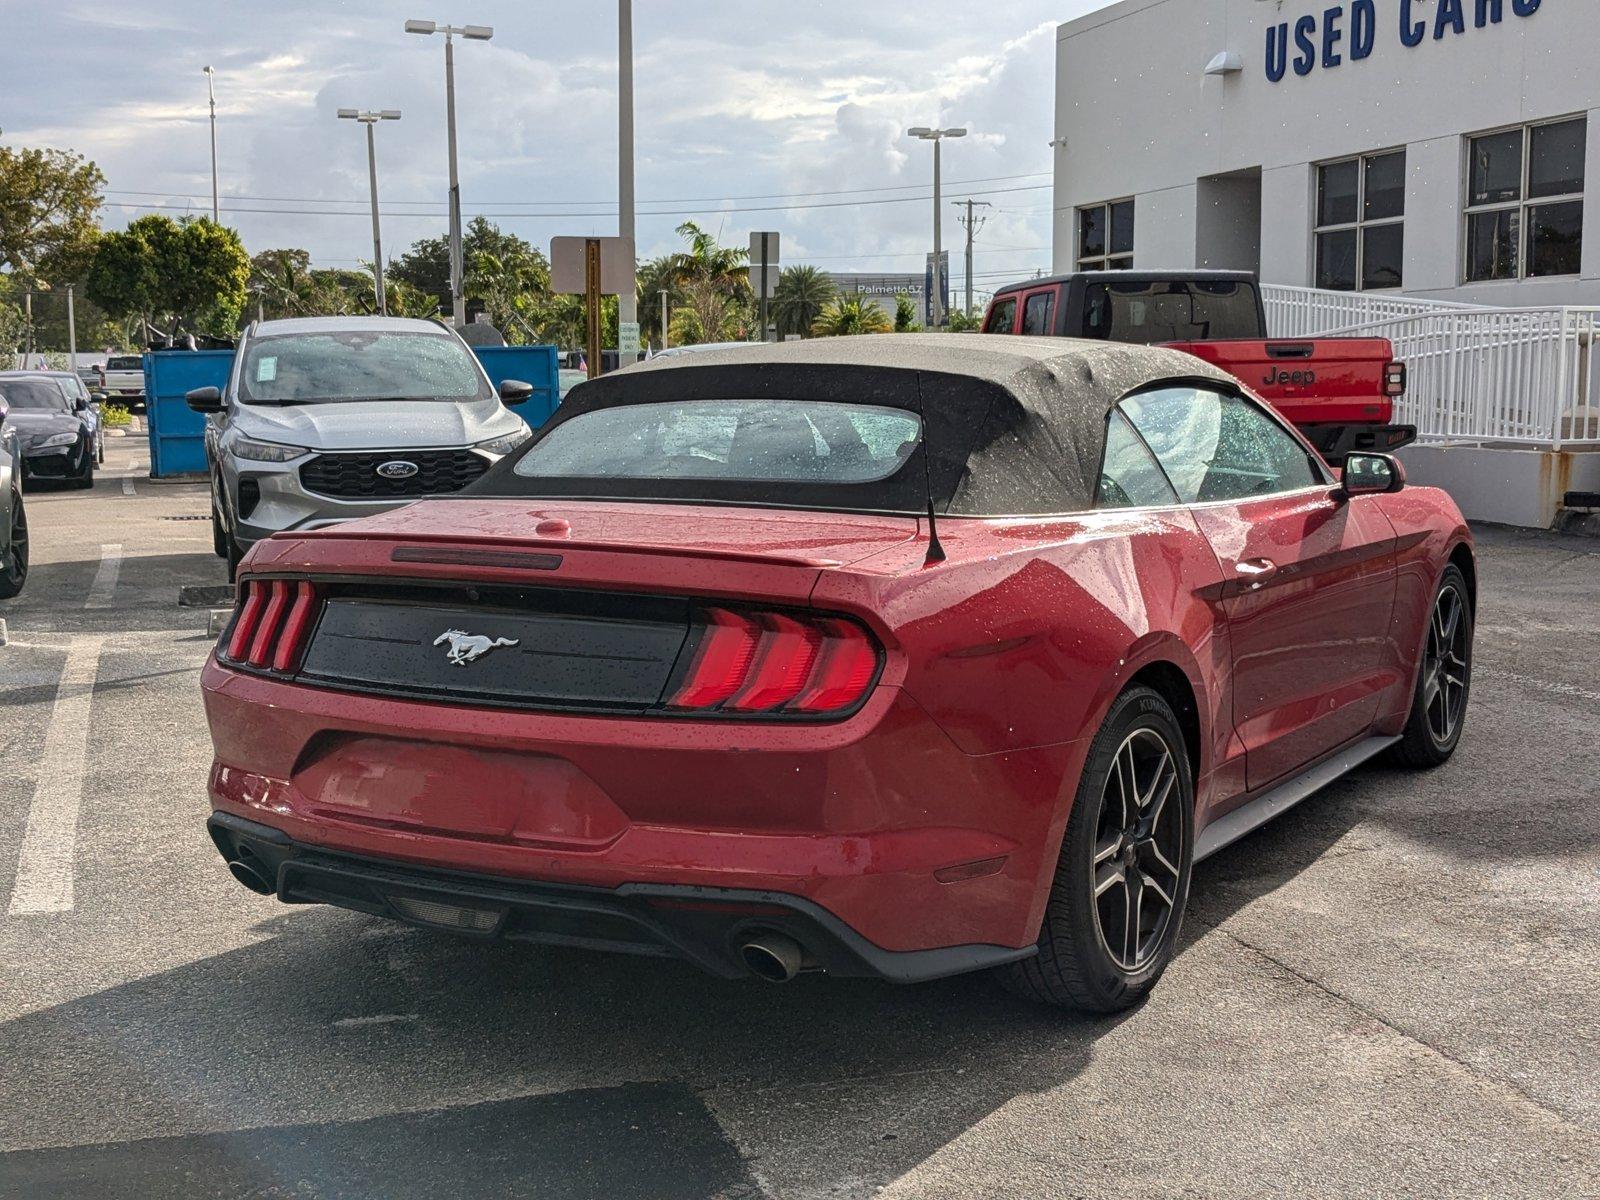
[7,1,1106,301]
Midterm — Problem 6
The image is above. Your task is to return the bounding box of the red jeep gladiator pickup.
[980,270,1412,460]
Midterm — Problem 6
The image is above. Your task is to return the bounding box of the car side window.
[1120,386,1322,504]
[1096,409,1178,509]
[982,297,1017,333]
[1021,291,1055,336]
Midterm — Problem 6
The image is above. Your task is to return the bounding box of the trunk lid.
[1164,336,1396,427]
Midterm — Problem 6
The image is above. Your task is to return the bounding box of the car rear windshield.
[106,356,143,371]
[513,399,922,487]
[0,380,70,411]
[237,331,487,405]
[1081,280,1262,343]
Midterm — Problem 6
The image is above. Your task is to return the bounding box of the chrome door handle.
[1236,558,1277,588]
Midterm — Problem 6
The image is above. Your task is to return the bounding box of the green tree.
[0,145,105,284]
[465,240,552,341]
[947,306,982,332]
[86,215,249,340]
[664,221,749,346]
[811,295,892,337]
[771,265,835,339]
[635,255,677,348]
[391,217,540,313]
[893,292,921,333]
[247,247,313,319]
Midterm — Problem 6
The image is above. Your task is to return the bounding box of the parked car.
[982,270,1413,461]
[0,374,99,489]
[187,316,536,580]
[20,370,106,465]
[75,363,104,390]
[101,354,146,408]
[200,335,1475,1011]
[0,401,27,599]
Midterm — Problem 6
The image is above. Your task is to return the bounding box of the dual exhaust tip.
[227,858,274,896]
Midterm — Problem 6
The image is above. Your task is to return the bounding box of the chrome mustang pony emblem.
[433,628,519,667]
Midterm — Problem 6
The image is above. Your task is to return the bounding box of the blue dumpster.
[144,350,232,477]
[473,345,561,429]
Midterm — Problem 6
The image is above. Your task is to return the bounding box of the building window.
[1078,199,1133,270]
[1314,150,1405,291]
[1465,116,1586,282]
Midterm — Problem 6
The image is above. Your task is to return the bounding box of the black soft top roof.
[479,334,1239,517]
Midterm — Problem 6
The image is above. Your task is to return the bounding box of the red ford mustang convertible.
[202,336,1474,1011]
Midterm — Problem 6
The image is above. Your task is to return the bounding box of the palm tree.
[665,222,749,345]
[811,295,893,337]
[771,265,835,338]
[635,255,676,348]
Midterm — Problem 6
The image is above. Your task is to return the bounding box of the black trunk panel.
[298,585,692,711]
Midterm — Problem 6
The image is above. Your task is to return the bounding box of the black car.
[0,374,98,489]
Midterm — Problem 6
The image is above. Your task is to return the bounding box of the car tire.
[1388,563,1473,769]
[0,488,27,599]
[71,454,95,490]
[211,500,229,560]
[999,685,1194,1012]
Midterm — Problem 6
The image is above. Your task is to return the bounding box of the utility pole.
[659,288,669,349]
[617,0,639,363]
[204,66,219,222]
[954,199,991,322]
[338,109,402,316]
[66,285,77,366]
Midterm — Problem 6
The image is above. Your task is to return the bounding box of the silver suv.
[188,316,533,578]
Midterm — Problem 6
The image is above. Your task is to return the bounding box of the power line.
[100,171,1052,210]
[99,183,1050,220]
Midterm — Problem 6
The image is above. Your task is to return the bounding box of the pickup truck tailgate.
[1164,337,1395,427]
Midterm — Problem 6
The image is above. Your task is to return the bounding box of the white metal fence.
[1261,284,1479,338]
[1261,286,1599,446]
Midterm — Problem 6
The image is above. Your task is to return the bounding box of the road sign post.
[749,232,780,342]
[552,235,636,379]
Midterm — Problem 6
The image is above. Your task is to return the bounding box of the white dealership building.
[1053,0,1596,304]
[1052,0,1598,526]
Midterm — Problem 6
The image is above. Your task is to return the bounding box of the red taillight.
[669,608,879,717]
[1384,361,1406,397]
[668,608,763,709]
[223,579,321,674]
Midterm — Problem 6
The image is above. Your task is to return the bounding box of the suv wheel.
[999,686,1194,1011]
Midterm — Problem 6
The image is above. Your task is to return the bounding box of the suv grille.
[298,449,488,499]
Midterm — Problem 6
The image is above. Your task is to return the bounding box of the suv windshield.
[238,330,487,405]
[0,379,71,411]
[512,399,921,486]
[1081,280,1262,343]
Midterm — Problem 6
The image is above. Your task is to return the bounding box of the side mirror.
[1340,452,1405,497]
[498,379,534,405]
[92,391,108,403]
[74,396,89,413]
[185,386,225,413]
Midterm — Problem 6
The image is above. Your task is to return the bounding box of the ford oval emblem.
[376,460,419,480]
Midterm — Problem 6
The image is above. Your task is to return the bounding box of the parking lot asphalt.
[1,432,1596,1199]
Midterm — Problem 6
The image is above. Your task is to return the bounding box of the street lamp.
[203,66,219,222]
[404,19,493,328]
[907,126,966,328]
[618,0,638,363]
[338,108,402,317]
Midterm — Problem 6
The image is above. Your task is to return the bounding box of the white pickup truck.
[100,353,145,407]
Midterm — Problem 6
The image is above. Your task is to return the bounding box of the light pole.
[405,19,493,327]
[203,66,219,222]
[617,0,638,363]
[338,108,401,317]
[907,126,966,328]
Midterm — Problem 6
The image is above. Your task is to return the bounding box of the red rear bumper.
[201,658,1085,958]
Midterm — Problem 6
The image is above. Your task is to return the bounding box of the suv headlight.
[476,427,533,456]
[39,431,80,449]
[231,436,305,463]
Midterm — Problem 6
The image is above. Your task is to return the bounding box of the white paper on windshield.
[257,357,278,382]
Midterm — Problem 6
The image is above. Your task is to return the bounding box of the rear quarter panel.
[1370,485,1473,732]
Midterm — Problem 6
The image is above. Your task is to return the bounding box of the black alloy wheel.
[1391,563,1473,768]
[0,489,28,599]
[1091,728,1185,972]
[1000,685,1194,1011]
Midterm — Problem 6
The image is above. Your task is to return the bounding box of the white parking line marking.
[8,636,105,915]
[84,543,123,609]
[121,477,135,496]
